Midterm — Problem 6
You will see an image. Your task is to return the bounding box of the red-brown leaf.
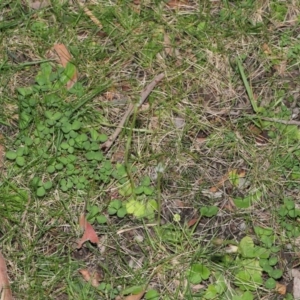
[0,251,13,300]
[77,214,99,248]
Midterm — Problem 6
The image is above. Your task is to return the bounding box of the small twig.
[247,115,300,126]
[101,72,165,151]
[116,223,157,235]
[77,1,103,29]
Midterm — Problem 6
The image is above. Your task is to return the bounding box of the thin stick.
[77,1,103,29]
[101,72,165,151]
[247,115,300,126]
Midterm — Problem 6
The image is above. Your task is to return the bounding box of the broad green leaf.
[98,133,108,142]
[16,156,25,166]
[203,284,218,299]
[187,263,210,284]
[71,120,81,131]
[117,207,127,218]
[125,199,137,214]
[239,236,255,258]
[43,181,52,190]
[47,165,56,174]
[269,269,282,279]
[36,186,46,197]
[118,182,132,197]
[145,289,159,300]
[6,151,17,160]
[96,215,107,224]
[265,278,276,289]
[200,206,218,217]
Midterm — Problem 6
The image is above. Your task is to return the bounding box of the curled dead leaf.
[52,44,78,89]
[275,282,286,295]
[79,268,102,287]
[123,291,145,300]
[28,0,51,9]
[77,214,99,248]
[0,251,13,300]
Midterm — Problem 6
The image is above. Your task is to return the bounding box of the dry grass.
[1,0,300,299]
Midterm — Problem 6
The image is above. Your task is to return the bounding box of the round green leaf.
[16,156,25,167]
[96,215,107,224]
[269,269,283,279]
[55,163,64,170]
[60,142,69,150]
[43,181,52,190]
[47,165,56,174]
[71,120,81,130]
[117,207,127,218]
[36,186,46,197]
[24,137,33,146]
[6,151,17,160]
[98,134,108,142]
[265,278,276,289]
[268,257,278,266]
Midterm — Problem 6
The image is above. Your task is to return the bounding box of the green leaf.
[284,199,295,210]
[145,289,159,300]
[118,182,132,197]
[228,169,240,187]
[187,264,210,284]
[141,176,151,186]
[255,247,270,259]
[269,269,282,279]
[36,186,46,197]
[239,236,255,258]
[43,181,52,190]
[269,257,278,266]
[117,207,127,218]
[265,278,276,289]
[6,151,17,160]
[88,205,100,217]
[17,87,34,96]
[71,120,81,131]
[96,215,107,224]
[47,165,56,174]
[144,186,154,195]
[16,156,25,167]
[23,137,33,146]
[60,142,69,150]
[121,286,144,296]
[98,134,108,142]
[200,206,218,217]
[61,122,72,133]
[55,163,64,170]
[203,284,218,299]
[135,186,144,195]
[19,111,32,129]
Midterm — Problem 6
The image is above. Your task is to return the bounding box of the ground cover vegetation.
[1,0,300,299]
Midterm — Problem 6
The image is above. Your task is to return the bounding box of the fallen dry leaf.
[77,214,99,248]
[262,43,272,55]
[79,268,102,287]
[292,269,300,299]
[27,0,51,9]
[187,218,198,228]
[52,44,78,89]
[164,33,173,56]
[275,282,286,295]
[123,291,145,300]
[0,251,13,300]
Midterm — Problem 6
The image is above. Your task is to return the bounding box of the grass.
[1,0,300,299]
